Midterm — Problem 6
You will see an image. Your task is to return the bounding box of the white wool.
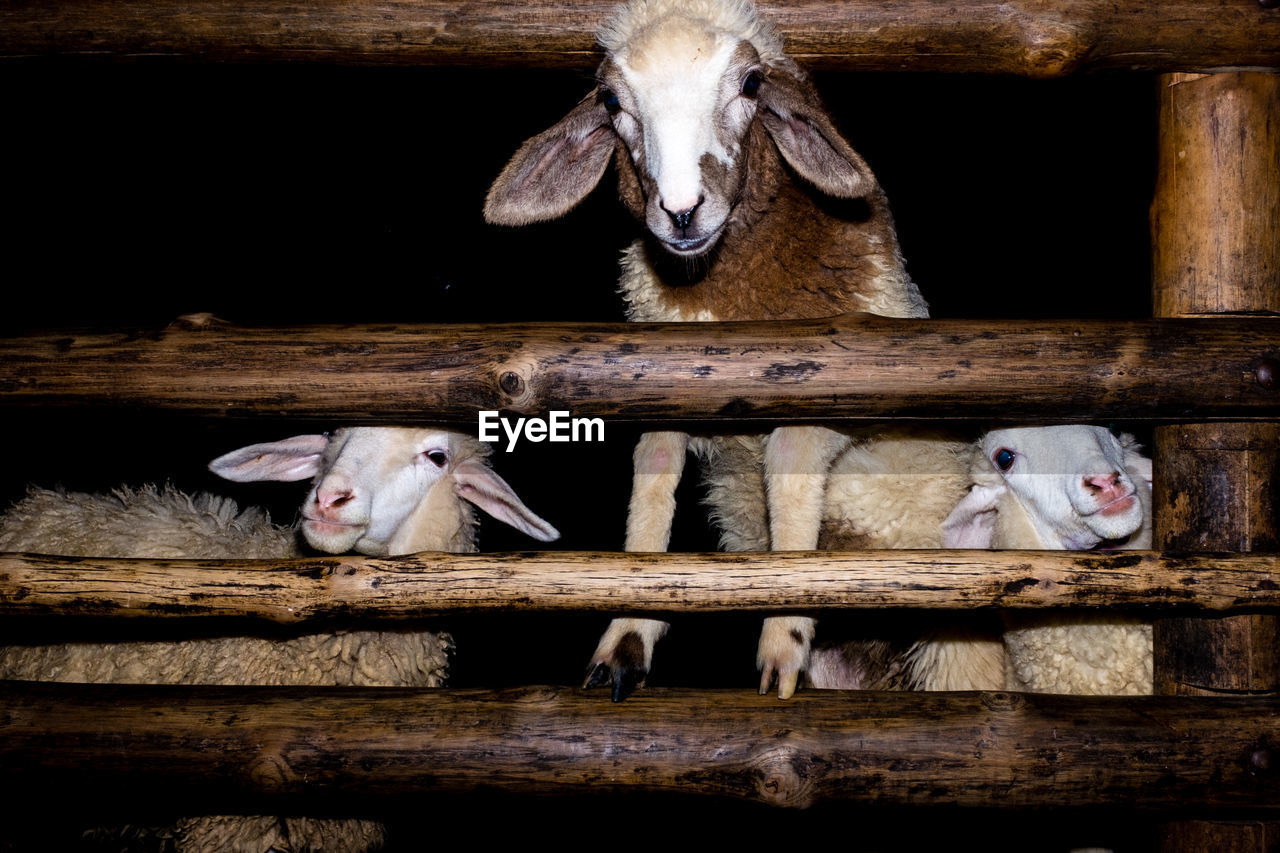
[598,0,786,67]
[1002,617,1152,695]
[904,630,1007,692]
[0,483,300,560]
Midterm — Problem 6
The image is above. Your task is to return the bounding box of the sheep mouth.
[302,516,366,535]
[1095,494,1137,517]
[663,230,720,256]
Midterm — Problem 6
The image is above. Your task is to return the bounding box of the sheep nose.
[317,488,355,511]
[663,197,703,231]
[1083,471,1122,497]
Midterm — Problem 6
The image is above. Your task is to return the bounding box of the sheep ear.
[209,434,330,483]
[453,458,561,543]
[484,91,617,226]
[941,483,1005,548]
[758,64,875,199]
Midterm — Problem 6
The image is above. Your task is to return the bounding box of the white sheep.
[0,426,559,852]
[485,0,929,699]
[707,426,1008,692]
[804,425,1152,696]
[939,424,1153,695]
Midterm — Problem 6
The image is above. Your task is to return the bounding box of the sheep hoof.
[583,660,646,702]
[757,617,815,699]
[583,629,649,701]
[757,664,801,700]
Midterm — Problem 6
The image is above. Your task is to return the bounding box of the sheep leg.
[584,430,688,701]
[758,426,852,698]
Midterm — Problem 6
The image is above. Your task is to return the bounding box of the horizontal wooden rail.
[3,550,1278,623]
[3,683,1278,810]
[2,0,1279,75]
[3,317,1278,423]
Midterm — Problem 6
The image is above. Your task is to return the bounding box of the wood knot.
[1254,358,1279,390]
[980,691,1026,712]
[249,750,295,792]
[1259,0,1279,9]
[1249,746,1273,776]
[499,371,526,397]
[752,745,813,808]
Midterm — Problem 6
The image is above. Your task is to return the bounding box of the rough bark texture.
[1151,70,1280,849]
[2,683,1279,811]
[2,549,1280,624]
[1154,423,1280,696]
[2,317,1278,423]
[1,0,1279,75]
[1152,73,1280,318]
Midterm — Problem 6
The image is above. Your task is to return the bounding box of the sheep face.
[596,21,758,256]
[944,425,1151,550]
[484,0,878,259]
[300,428,467,555]
[208,427,559,556]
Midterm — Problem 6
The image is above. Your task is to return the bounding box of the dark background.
[2,63,1160,849]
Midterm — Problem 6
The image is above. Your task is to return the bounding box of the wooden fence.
[2,1,1279,848]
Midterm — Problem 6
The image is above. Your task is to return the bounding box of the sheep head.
[483,0,878,259]
[942,425,1152,551]
[209,427,559,556]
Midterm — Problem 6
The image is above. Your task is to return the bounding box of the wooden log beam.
[3,549,1279,624]
[1,0,1279,75]
[1152,74,1280,317]
[3,683,1279,811]
[1151,71,1280,850]
[2,316,1278,423]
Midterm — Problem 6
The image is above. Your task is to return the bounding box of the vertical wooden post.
[1151,71,1280,850]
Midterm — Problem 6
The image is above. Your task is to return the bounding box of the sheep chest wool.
[486,0,939,700]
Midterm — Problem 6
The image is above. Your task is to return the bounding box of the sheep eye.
[600,88,621,114]
[740,71,762,98]
[993,448,1016,472]
[424,450,449,468]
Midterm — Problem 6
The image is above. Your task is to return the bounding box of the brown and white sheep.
[485,0,927,700]
[0,426,559,852]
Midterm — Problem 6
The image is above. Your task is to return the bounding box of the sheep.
[0,425,559,852]
[939,424,1153,695]
[707,425,1009,693]
[803,425,1153,696]
[484,0,928,700]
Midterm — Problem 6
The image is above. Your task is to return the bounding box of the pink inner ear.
[483,93,615,227]
[452,459,560,543]
[942,509,997,548]
[208,434,329,483]
[941,484,1004,548]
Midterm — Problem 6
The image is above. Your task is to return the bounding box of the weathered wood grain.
[3,683,1278,810]
[1151,71,1280,849]
[1151,72,1280,700]
[2,316,1278,423]
[1152,73,1280,318]
[2,549,1278,624]
[1,0,1279,75]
